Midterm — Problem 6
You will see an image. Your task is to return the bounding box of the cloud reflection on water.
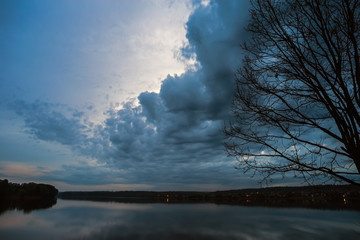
[1,200,360,240]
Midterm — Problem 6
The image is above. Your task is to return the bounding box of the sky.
[0,0,287,191]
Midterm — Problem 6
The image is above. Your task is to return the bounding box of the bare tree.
[224,0,360,185]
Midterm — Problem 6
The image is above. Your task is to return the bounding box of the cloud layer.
[9,0,253,189]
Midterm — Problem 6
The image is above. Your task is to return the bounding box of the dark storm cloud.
[10,0,252,188]
[84,0,251,185]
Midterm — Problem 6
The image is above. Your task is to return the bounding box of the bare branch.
[224,0,360,186]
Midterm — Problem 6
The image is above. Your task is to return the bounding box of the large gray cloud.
[10,0,252,188]
[84,0,251,185]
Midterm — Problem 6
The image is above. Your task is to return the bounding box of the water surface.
[0,199,359,239]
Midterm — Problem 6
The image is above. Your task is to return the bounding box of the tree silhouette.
[224,0,360,185]
[0,179,58,214]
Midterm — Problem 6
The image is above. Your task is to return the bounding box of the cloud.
[81,0,251,186]
[11,100,89,146]
[8,0,252,189]
[0,162,48,178]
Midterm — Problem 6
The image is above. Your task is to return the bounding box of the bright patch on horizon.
[0,162,49,178]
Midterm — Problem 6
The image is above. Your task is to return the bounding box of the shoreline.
[58,184,360,210]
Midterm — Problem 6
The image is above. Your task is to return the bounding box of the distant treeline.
[59,185,360,210]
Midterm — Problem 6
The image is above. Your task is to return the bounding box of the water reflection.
[0,198,57,215]
[0,199,359,240]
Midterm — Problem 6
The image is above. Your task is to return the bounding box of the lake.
[1,199,360,239]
